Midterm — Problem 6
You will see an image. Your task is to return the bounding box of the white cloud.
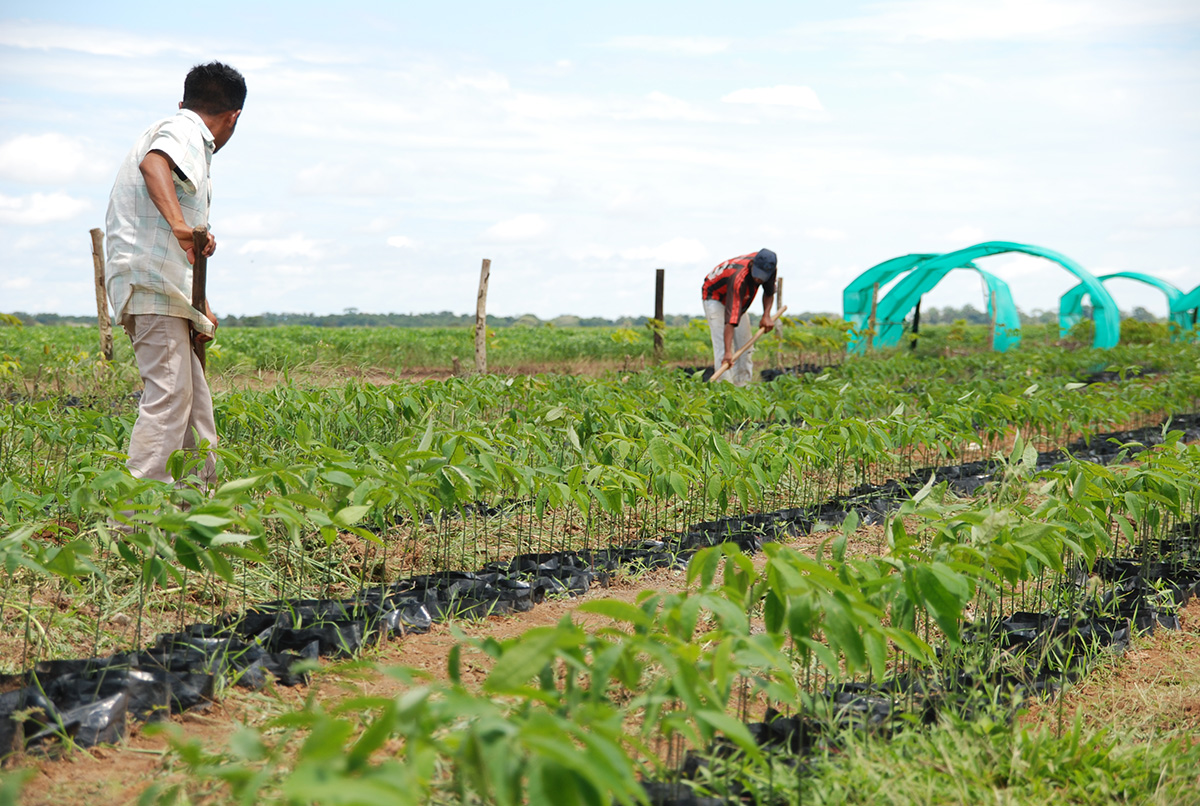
[944,226,986,244]
[618,237,710,265]
[1107,229,1150,243]
[979,253,1052,279]
[12,233,46,252]
[386,235,416,249]
[805,227,847,241]
[721,85,825,112]
[361,217,396,234]
[448,72,511,93]
[0,192,90,225]
[218,212,280,238]
[799,0,1200,44]
[483,214,547,241]
[0,134,109,184]
[826,264,868,281]
[502,92,596,121]
[1136,209,1199,229]
[293,161,395,196]
[565,244,617,262]
[1,6,1195,319]
[238,234,325,259]
[605,35,729,55]
[614,91,716,122]
[2,275,32,290]
[0,20,199,57]
[1156,266,1194,282]
[938,73,987,90]
[262,263,315,277]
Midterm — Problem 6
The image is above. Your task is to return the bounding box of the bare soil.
[10,516,1198,804]
[12,565,696,805]
[1023,596,1200,737]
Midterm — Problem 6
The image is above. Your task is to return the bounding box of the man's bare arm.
[138,150,217,262]
[760,294,776,331]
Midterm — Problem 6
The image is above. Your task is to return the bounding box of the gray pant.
[704,299,754,386]
[126,314,217,485]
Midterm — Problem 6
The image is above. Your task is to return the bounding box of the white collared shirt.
[105,109,215,335]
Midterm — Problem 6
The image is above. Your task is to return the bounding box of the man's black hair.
[182,62,247,115]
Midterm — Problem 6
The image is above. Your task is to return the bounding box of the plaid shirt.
[701,253,776,327]
[105,109,214,336]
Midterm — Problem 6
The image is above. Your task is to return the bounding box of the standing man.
[701,249,777,386]
[105,62,246,486]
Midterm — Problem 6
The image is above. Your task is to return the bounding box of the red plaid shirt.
[701,253,776,326]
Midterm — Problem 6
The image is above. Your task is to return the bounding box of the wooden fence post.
[988,290,997,352]
[89,228,114,361]
[911,297,921,351]
[866,281,880,351]
[774,276,784,368]
[474,258,491,374]
[653,268,664,363]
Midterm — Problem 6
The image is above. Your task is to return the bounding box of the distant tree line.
[9,305,1171,328]
[916,304,1165,326]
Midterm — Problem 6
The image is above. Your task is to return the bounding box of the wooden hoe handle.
[710,305,788,383]
[191,226,209,372]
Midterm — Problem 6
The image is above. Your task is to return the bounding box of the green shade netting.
[844,241,1119,353]
[1174,284,1200,315]
[872,263,1020,352]
[1060,272,1190,342]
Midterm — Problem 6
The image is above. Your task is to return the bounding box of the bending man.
[105,61,246,486]
[701,249,777,385]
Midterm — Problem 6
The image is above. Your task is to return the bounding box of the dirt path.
[12,524,1196,804]
[1023,596,1200,737]
[13,564,697,805]
[12,529,832,804]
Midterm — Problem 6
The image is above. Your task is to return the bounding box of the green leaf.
[418,414,436,453]
[864,631,887,681]
[648,437,672,472]
[693,710,764,764]
[484,627,559,694]
[822,597,867,670]
[186,513,232,529]
[321,470,356,488]
[333,505,372,527]
[216,475,262,495]
[210,532,258,547]
[576,599,651,629]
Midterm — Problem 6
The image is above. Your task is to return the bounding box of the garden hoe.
[190,225,209,372]
[710,305,787,382]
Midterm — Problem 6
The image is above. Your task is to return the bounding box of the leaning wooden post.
[911,297,921,351]
[89,228,114,361]
[988,290,997,352]
[190,226,209,371]
[653,268,665,364]
[774,276,784,368]
[866,281,880,351]
[474,258,491,374]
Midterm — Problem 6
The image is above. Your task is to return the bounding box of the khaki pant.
[704,299,754,386]
[126,314,217,485]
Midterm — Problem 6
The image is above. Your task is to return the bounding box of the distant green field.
[0,317,1187,400]
[3,318,1200,803]
[0,318,848,392]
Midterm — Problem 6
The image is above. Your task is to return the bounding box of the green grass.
[728,715,1200,805]
[3,322,1200,804]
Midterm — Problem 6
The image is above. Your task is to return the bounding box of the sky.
[1,0,1198,320]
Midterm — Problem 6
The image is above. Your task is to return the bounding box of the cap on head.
[750,248,777,282]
